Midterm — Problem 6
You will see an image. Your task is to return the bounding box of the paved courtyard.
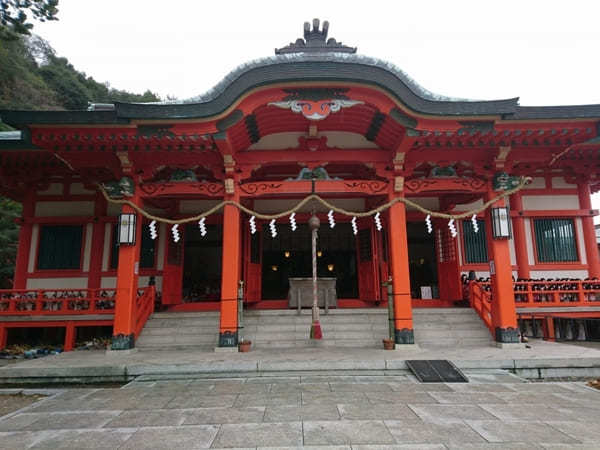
[0,373,599,449]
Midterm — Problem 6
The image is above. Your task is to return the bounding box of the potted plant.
[238,338,251,352]
[382,338,395,350]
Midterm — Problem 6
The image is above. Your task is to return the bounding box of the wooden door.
[357,219,379,302]
[243,224,262,303]
[434,223,462,301]
[162,229,184,305]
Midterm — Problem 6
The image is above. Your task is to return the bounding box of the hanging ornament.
[149,220,158,240]
[289,212,297,231]
[249,216,257,234]
[374,212,382,231]
[471,214,479,233]
[425,214,433,234]
[171,224,180,243]
[269,219,277,238]
[198,217,207,237]
[351,217,358,235]
[327,210,335,228]
[448,219,457,238]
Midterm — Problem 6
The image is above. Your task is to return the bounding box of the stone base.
[214,347,239,353]
[496,342,526,349]
[105,348,138,356]
[110,333,135,351]
[218,331,238,347]
[393,343,420,351]
[495,327,520,344]
[307,339,327,348]
[394,328,415,345]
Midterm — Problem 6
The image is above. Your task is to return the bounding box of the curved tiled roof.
[114,53,519,120]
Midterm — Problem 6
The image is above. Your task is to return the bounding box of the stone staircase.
[135,311,219,352]
[412,308,494,348]
[136,307,494,351]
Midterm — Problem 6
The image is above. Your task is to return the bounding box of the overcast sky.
[32,0,600,218]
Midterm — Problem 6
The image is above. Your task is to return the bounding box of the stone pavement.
[3,339,600,383]
[0,373,599,449]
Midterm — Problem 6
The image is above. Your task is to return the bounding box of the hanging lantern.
[491,207,512,239]
[118,213,136,245]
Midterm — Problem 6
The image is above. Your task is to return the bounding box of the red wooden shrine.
[1,19,600,350]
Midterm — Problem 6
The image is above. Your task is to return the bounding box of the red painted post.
[386,191,414,344]
[578,183,600,278]
[64,321,75,351]
[485,186,519,344]
[13,192,35,289]
[510,192,530,279]
[0,325,7,349]
[544,317,556,341]
[219,196,241,347]
[87,195,107,290]
[111,193,142,350]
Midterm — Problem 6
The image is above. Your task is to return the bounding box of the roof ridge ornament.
[275,19,357,55]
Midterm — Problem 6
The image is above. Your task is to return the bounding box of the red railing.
[0,289,116,315]
[134,286,155,338]
[468,281,493,334]
[513,280,600,306]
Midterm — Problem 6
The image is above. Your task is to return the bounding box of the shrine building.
[1,19,599,351]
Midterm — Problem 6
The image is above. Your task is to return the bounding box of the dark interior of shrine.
[407,222,439,299]
[183,224,223,301]
[261,223,359,300]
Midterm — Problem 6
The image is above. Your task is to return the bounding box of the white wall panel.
[576,218,586,264]
[35,201,94,217]
[552,177,576,189]
[69,183,95,195]
[27,224,39,273]
[26,277,88,289]
[524,177,546,189]
[524,218,535,265]
[82,223,93,272]
[530,270,589,279]
[522,195,579,210]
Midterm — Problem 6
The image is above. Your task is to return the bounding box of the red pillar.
[387,191,414,344]
[87,195,107,290]
[219,196,241,347]
[64,322,76,352]
[578,183,600,278]
[111,194,142,350]
[485,187,519,344]
[0,325,7,350]
[13,192,35,289]
[510,192,530,279]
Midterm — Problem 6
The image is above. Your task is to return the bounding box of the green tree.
[0,0,59,41]
[0,198,21,288]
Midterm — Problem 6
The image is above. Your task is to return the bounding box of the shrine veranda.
[0,19,599,351]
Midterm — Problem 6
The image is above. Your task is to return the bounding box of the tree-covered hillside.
[0,34,160,128]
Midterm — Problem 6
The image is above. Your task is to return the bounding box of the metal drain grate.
[406,360,468,383]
